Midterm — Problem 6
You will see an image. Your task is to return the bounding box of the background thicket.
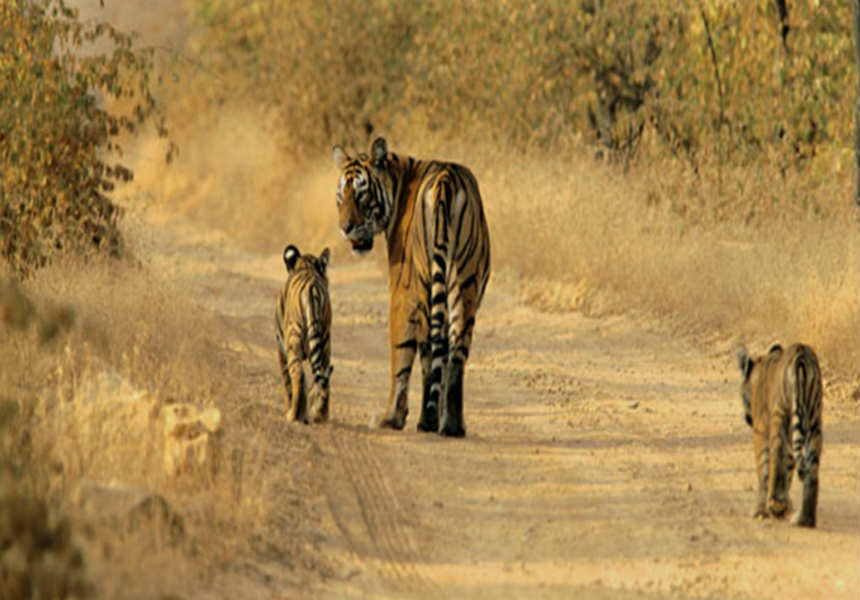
[186,0,853,177]
[0,0,170,276]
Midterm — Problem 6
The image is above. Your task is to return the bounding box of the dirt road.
[137,212,858,600]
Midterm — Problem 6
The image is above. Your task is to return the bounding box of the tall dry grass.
[0,254,297,597]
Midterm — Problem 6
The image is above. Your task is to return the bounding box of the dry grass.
[0,253,311,598]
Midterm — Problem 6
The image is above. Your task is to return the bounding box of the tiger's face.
[333,138,393,255]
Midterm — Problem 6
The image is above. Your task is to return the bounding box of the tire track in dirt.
[319,424,437,598]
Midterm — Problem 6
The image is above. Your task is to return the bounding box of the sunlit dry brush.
[0,1,172,277]
[0,256,312,597]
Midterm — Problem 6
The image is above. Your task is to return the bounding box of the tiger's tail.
[427,181,451,431]
[791,346,822,527]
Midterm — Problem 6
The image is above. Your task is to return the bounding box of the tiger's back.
[275,245,333,424]
[737,343,822,527]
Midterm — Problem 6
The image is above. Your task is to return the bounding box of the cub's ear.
[735,345,752,379]
[319,247,331,274]
[283,245,300,273]
[370,137,387,166]
[333,145,349,170]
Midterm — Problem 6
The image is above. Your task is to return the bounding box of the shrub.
[184,0,852,174]
[0,0,172,277]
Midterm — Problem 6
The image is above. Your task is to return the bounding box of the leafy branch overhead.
[0,0,173,277]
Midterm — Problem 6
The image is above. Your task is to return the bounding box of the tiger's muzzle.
[341,223,374,255]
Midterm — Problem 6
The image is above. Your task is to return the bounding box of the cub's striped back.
[275,244,333,424]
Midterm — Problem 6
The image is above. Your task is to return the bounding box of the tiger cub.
[736,343,822,527]
[275,244,333,423]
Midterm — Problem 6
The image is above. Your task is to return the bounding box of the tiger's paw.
[310,411,328,424]
[416,403,438,433]
[376,412,407,430]
[790,512,815,528]
[439,419,466,438]
[750,505,767,519]
[766,498,790,519]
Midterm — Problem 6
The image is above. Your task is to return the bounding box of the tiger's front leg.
[377,305,416,430]
[751,430,769,518]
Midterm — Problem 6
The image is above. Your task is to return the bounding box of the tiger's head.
[332,137,394,255]
[736,343,784,427]
[283,244,330,280]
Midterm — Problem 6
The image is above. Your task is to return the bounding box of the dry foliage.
[0,0,172,277]
[0,257,299,598]
[185,0,853,173]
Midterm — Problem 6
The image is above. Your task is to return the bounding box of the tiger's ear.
[735,345,752,379]
[333,145,349,170]
[371,137,387,167]
[319,247,330,274]
[283,245,300,273]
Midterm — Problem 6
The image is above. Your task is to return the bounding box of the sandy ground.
[132,210,859,600]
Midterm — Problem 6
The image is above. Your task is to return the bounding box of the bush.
[0,0,172,277]
[185,0,852,175]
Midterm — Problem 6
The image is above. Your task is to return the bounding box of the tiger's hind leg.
[416,339,439,432]
[792,441,820,527]
[751,431,769,518]
[285,333,308,423]
[277,330,294,417]
[439,279,479,438]
[792,418,822,527]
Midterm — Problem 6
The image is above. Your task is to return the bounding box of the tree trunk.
[775,0,790,51]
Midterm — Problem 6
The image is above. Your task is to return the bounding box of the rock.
[73,479,184,546]
[163,403,222,480]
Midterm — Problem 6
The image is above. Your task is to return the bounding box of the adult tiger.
[736,343,823,527]
[333,137,490,437]
[275,244,334,424]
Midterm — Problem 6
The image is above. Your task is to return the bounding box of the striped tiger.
[332,137,490,437]
[736,343,823,527]
[275,244,334,424]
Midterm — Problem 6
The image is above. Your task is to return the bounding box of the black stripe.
[396,339,418,351]
[433,254,446,271]
[431,292,447,305]
[396,366,412,379]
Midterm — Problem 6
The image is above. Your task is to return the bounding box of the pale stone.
[162,403,222,480]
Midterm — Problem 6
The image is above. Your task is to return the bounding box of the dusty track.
[138,212,859,600]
